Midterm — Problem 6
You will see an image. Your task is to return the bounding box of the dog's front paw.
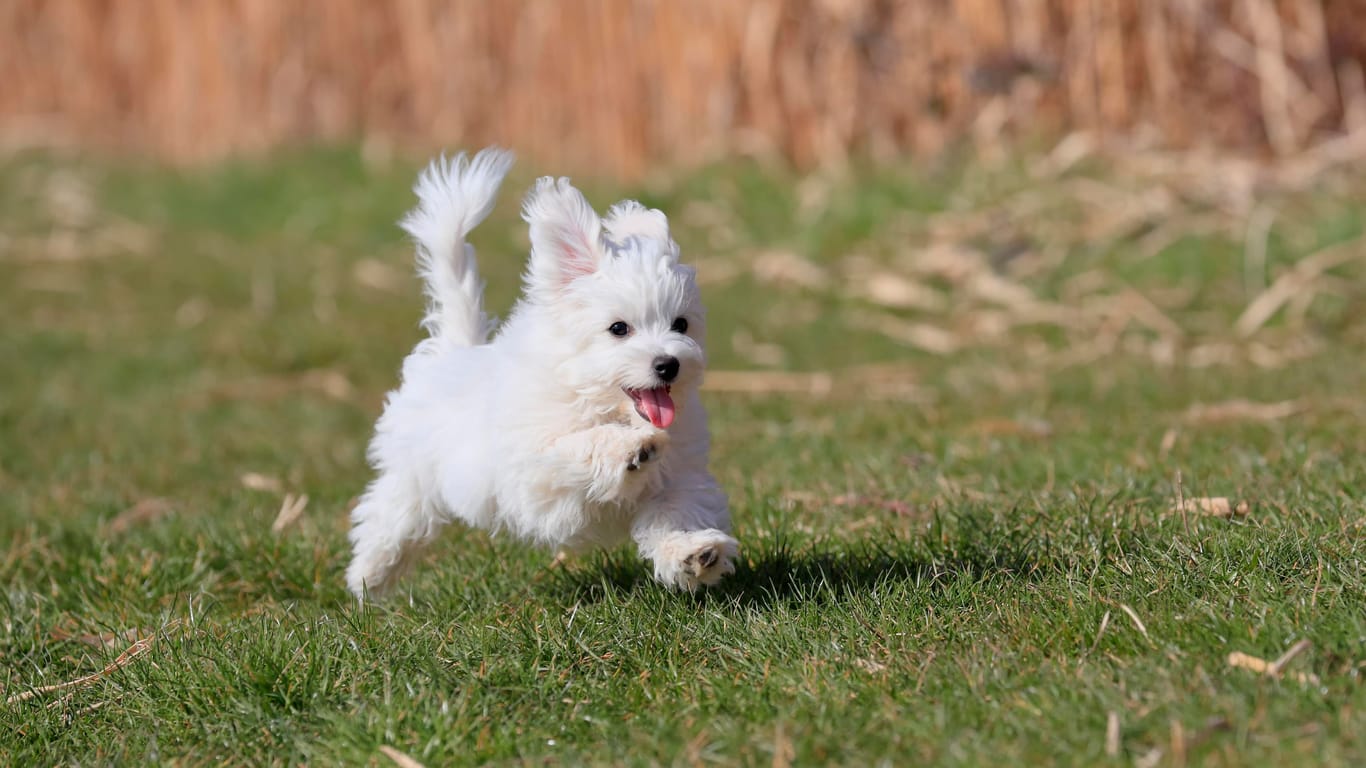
[587,424,669,502]
[651,529,738,591]
[625,440,659,472]
[620,426,668,475]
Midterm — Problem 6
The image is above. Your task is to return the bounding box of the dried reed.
[3,1,1364,176]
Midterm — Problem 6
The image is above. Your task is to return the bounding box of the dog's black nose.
[653,355,680,383]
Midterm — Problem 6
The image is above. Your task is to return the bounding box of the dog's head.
[520,177,706,428]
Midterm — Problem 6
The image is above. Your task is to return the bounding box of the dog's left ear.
[523,177,604,293]
[605,201,680,265]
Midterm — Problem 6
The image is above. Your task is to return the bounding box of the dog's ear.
[523,177,604,292]
[604,201,679,264]
[604,200,668,242]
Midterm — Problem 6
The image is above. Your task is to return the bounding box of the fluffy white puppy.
[346,148,738,599]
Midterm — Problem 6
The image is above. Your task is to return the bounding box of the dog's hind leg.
[346,472,444,599]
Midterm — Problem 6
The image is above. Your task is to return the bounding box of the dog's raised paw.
[625,443,654,472]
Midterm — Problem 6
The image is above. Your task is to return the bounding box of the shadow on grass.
[545,528,1065,610]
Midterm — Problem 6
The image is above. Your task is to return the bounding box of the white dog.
[346,148,738,598]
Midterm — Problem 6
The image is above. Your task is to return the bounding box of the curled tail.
[400,147,515,346]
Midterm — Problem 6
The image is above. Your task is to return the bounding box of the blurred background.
[3,1,1364,500]
[6,0,1366,176]
[4,0,1365,451]
[5,6,1366,763]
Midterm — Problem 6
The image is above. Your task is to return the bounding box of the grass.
[1,145,1364,766]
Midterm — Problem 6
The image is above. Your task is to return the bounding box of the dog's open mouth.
[625,386,675,429]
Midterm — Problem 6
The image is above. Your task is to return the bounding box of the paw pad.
[697,547,718,568]
[683,545,718,576]
[626,443,656,472]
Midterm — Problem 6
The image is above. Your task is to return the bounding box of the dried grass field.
[2,140,1364,764]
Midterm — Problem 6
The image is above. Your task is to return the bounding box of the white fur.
[347,147,737,599]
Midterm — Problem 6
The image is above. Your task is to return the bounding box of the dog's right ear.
[522,177,604,293]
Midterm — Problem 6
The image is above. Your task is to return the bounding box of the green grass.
[2,146,1364,766]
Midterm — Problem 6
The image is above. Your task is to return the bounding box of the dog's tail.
[400,148,515,347]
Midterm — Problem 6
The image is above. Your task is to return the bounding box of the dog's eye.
[608,321,631,337]
[670,317,689,334]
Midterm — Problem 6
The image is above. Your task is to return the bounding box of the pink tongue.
[632,388,675,428]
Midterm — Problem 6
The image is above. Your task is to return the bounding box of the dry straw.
[3,1,1364,176]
